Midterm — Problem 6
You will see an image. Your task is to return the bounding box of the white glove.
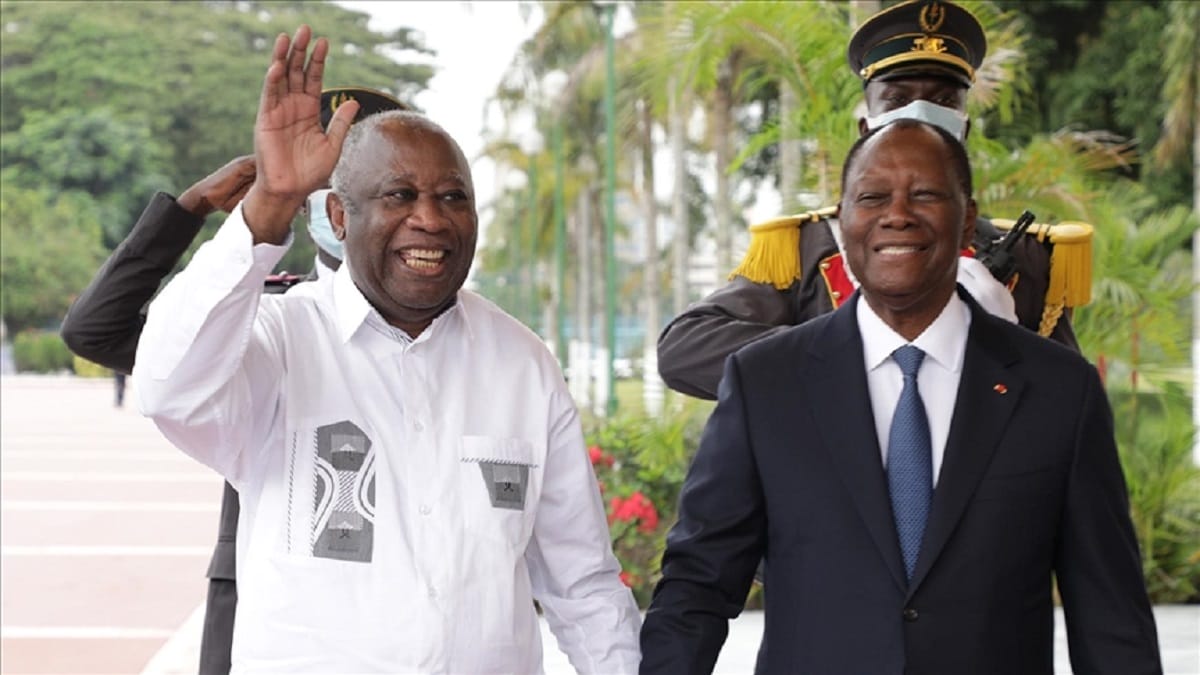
[957,256,1018,323]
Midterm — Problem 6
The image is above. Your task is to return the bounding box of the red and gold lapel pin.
[993,383,1008,395]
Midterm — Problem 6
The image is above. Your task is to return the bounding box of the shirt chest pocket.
[459,436,538,549]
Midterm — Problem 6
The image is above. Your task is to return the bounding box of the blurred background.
[0,0,1197,671]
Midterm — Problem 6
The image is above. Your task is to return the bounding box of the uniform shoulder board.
[263,272,306,294]
[992,218,1093,337]
[731,206,838,290]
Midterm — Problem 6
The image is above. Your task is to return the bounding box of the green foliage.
[2,108,171,246]
[12,329,74,373]
[1110,384,1200,603]
[0,0,436,326]
[582,399,712,607]
[1,1,434,187]
[0,185,106,333]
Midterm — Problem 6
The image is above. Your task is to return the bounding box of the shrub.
[583,399,711,607]
[1111,384,1200,603]
[12,329,74,373]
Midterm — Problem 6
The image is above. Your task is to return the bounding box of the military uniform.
[657,0,1093,401]
[658,210,1091,400]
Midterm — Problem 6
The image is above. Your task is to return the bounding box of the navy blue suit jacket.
[640,288,1160,675]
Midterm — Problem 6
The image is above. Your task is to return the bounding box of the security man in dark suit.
[657,0,1093,401]
[60,86,408,675]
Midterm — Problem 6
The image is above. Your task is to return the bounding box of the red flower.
[637,502,660,533]
[588,445,615,467]
[619,570,637,587]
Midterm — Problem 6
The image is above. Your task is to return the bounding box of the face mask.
[864,99,968,141]
[306,189,343,261]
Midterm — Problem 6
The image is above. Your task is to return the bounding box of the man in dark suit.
[59,86,407,675]
[639,120,1160,674]
[658,0,1088,401]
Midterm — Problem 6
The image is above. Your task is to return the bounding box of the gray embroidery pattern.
[478,462,529,511]
[312,421,375,562]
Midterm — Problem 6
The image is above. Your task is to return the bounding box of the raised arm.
[134,25,355,483]
[241,25,356,244]
[657,277,798,400]
[59,156,256,374]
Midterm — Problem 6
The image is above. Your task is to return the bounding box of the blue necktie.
[888,345,932,580]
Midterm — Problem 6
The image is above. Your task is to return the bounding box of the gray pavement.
[3,374,1196,674]
[143,603,1198,674]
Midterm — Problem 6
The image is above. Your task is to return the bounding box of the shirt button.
[427,586,438,598]
[419,504,431,516]
[413,420,424,432]
[903,608,919,622]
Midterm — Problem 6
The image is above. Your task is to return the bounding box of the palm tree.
[1151,0,1200,463]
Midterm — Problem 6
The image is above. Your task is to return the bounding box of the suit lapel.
[908,294,1025,594]
[805,294,908,591]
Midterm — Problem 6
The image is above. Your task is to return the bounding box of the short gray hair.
[330,110,450,215]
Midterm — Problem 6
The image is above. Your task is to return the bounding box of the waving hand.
[242,25,359,244]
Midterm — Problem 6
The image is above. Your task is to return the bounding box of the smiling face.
[838,122,976,338]
[329,115,477,337]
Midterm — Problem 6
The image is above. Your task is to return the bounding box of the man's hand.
[177,155,256,218]
[242,24,358,245]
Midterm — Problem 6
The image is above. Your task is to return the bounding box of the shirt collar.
[331,262,470,345]
[312,255,337,280]
[857,290,971,374]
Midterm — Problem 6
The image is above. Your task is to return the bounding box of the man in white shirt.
[134,25,640,673]
[639,120,1159,674]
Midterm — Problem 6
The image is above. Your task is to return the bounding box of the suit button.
[903,608,919,622]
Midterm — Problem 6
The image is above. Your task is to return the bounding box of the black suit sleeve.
[656,277,796,401]
[60,192,205,374]
[641,355,766,674]
[1056,365,1161,674]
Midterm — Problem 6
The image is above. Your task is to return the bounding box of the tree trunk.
[1192,84,1199,465]
[670,80,690,317]
[571,187,594,410]
[639,98,664,416]
[714,55,735,275]
[779,80,802,213]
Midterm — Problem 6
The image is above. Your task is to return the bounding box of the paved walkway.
[2,375,1197,674]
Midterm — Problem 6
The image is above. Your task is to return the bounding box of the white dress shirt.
[857,292,972,485]
[134,205,640,674]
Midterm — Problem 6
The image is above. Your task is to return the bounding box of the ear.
[857,117,870,137]
[962,117,972,140]
[963,198,978,245]
[328,192,347,241]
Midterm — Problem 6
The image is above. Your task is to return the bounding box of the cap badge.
[329,91,355,113]
[919,2,946,32]
[912,36,948,54]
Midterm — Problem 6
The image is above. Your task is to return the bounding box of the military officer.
[658,0,1092,400]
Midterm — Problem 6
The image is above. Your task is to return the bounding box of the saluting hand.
[242,24,358,244]
[177,155,257,218]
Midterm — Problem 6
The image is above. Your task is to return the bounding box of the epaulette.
[991,218,1093,336]
[263,272,306,294]
[730,206,838,290]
